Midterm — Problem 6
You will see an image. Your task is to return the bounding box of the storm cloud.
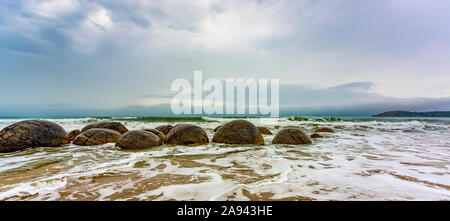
[1,0,449,116]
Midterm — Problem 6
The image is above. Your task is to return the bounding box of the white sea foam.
[0,117,449,200]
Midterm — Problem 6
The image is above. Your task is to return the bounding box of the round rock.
[315,127,335,133]
[143,128,165,145]
[310,133,323,138]
[0,120,69,152]
[272,128,312,145]
[213,125,222,132]
[68,129,81,141]
[116,130,161,149]
[73,128,121,146]
[257,126,273,135]
[155,125,174,135]
[212,120,264,145]
[165,124,209,145]
[81,122,128,134]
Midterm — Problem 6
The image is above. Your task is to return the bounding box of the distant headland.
[373,110,450,117]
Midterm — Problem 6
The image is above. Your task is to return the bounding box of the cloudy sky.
[1,0,450,116]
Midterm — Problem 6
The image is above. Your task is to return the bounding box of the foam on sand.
[0,117,449,200]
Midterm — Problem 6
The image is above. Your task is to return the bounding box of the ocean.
[0,116,449,200]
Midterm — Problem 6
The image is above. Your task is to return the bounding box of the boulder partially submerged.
[315,127,335,133]
[143,128,165,145]
[68,129,81,141]
[257,126,272,135]
[0,120,69,152]
[310,133,323,138]
[73,128,121,146]
[116,130,161,149]
[155,125,174,135]
[165,124,209,145]
[272,128,312,145]
[213,125,222,132]
[212,120,264,145]
[81,122,128,134]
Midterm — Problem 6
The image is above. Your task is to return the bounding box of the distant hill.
[373,110,450,117]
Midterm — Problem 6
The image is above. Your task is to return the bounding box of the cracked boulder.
[116,130,162,149]
[154,125,174,135]
[257,126,273,135]
[0,120,69,153]
[68,129,81,141]
[81,122,128,134]
[272,128,312,145]
[73,128,121,146]
[212,120,264,145]
[165,124,209,145]
[143,128,165,145]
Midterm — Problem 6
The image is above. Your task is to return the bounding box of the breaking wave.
[0,116,449,200]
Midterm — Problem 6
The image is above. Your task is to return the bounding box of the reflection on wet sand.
[1,117,450,201]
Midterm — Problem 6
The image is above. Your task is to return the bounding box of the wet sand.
[0,117,449,201]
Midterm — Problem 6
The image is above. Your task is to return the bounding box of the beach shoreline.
[0,116,449,201]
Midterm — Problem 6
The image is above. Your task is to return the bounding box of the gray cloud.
[279,82,450,116]
[0,0,449,115]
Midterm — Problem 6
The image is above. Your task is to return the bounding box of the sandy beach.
[0,116,449,201]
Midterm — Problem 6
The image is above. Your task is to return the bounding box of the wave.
[0,116,449,200]
[93,116,218,122]
[286,116,450,123]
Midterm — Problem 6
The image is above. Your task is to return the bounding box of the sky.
[1,0,450,116]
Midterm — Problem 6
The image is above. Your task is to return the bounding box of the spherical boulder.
[68,129,81,141]
[165,124,208,145]
[143,128,165,145]
[0,120,69,152]
[272,128,312,145]
[212,120,264,145]
[155,125,174,135]
[81,122,128,134]
[315,127,335,133]
[213,125,222,132]
[116,130,162,149]
[310,133,323,138]
[257,126,272,135]
[73,128,121,146]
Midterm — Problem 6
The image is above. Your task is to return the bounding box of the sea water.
[0,116,449,200]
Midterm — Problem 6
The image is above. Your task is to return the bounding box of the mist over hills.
[1,82,449,117]
[373,111,450,117]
